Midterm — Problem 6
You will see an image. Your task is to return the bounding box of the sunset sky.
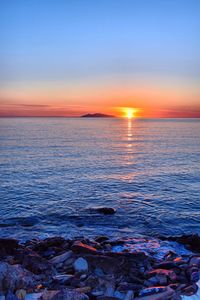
[0,0,200,117]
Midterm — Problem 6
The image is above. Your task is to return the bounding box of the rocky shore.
[0,234,200,300]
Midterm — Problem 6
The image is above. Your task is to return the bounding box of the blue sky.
[0,0,200,116]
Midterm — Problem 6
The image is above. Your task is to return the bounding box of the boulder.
[0,262,36,292]
[73,257,88,273]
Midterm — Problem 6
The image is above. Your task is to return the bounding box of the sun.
[123,108,137,119]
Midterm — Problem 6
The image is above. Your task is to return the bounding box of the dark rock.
[0,239,19,257]
[181,283,198,296]
[95,236,109,243]
[160,234,200,252]
[32,237,66,252]
[22,252,52,275]
[89,207,116,215]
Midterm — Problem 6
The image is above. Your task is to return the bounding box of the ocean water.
[0,117,200,240]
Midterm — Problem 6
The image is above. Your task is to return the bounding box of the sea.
[0,117,200,241]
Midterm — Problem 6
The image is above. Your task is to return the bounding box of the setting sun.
[121,107,138,119]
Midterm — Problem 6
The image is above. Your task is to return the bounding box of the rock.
[181,283,198,296]
[49,250,73,265]
[153,262,178,269]
[95,236,109,243]
[168,234,200,252]
[49,289,89,300]
[0,239,19,257]
[90,207,116,215]
[15,289,26,300]
[97,297,120,300]
[0,262,36,292]
[32,237,66,252]
[113,291,125,299]
[22,253,51,275]
[24,294,42,300]
[76,287,91,294]
[71,241,97,254]
[190,271,199,283]
[105,286,115,296]
[40,290,58,300]
[189,256,200,267]
[5,291,18,300]
[74,257,88,273]
[124,290,134,300]
[137,286,176,299]
[147,269,177,282]
[52,274,74,284]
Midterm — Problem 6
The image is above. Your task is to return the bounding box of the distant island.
[81,113,115,118]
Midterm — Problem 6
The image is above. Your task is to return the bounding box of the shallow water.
[0,117,200,240]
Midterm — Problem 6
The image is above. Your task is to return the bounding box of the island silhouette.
[81,113,115,118]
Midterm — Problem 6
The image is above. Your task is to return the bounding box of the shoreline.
[0,234,200,300]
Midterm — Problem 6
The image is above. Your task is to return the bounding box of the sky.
[0,0,200,117]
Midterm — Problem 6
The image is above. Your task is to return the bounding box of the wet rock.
[117,282,143,292]
[147,269,177,282]
[15,289,26,300]
[181,283,198,296]
[5,291,18,300]
[95,236,109,243]
[113,291,125,299]
[97,297,119,300]
[49,250,73,265]
[0,262,36,292]
[32,237,66,252]
[74,257,88,273]
[137,286,176,299]
[52,274,74,284]
[124,290,134,300]
[43,289,89,300]
[71,241,97,254]
[164,234,200,252]
[90,207,116,215]
[189,256,200,267]
[22,253,51,275]
[153,262,178,270]
[105,286,115,296]
[24,293,42,300]
[0,239,19,257]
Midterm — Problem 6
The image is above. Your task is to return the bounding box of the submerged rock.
[89,207,116,215]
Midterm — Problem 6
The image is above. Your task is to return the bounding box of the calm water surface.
[0,118,200,240]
